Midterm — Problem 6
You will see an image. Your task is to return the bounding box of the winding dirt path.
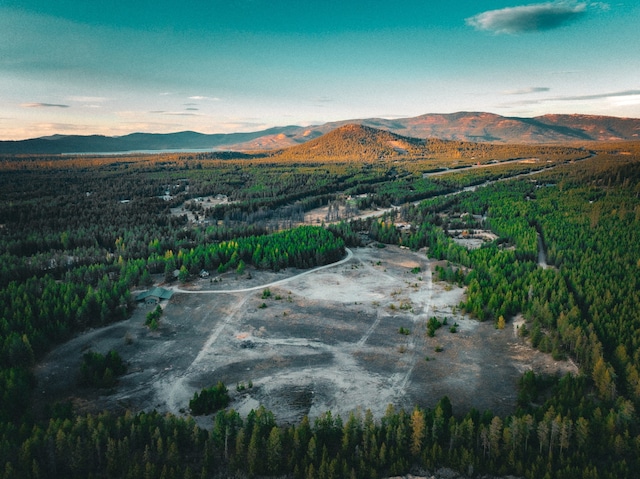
[171,248,354,295]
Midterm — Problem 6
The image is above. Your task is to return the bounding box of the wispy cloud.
[188,95,220,101]
[21,102,69,108]
[149,110,203,117]
[504,87,551,95]
[466,2,605,34]
[551,89,640,102]
[502,89,640,108]
[217,121,270,131]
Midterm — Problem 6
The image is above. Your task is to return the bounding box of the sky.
[1,1,639,140]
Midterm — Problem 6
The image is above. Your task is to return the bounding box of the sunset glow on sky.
[1,1,639,139]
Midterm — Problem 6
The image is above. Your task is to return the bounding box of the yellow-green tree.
[410,408,425,458]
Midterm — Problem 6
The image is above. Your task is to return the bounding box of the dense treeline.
[2,384,638,479]
[1,144,640,478]
[168,226,345,276]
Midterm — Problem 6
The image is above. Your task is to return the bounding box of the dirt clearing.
[34,246,576,425]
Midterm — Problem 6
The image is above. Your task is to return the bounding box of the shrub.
[190,381,230,415]
[427,316,443,337]
[145,305,162,329]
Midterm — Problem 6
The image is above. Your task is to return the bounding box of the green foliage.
[189,381,230,415]
[78,350,126,388]
[435,264,465,286]
[236,259,246,275]
[0,391,638,479]
[236,380,253,392]
[0,367,34,421]
[178,265,189,282]
[145,304,163,330]
[1,142,640,479]
[427,316,443,337]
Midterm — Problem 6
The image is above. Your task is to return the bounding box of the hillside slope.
[267,123,585,164]
[1,112,639,154]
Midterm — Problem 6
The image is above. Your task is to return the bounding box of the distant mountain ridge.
[1,112,639,154]
[0,127,303,155]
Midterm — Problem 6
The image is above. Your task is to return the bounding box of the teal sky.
[1,1,639,139]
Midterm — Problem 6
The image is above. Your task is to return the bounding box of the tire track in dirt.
[357,309,384,348]
[353,253,401,348]
[163,293,251,413]
[357,253,401,285]
[392,253,434,396]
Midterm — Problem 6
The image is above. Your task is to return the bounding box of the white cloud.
[503,87,551,95]
[149,110,204,117]
[67,96,107,103]
[188,95,221,101]
[552,89,640,102]
[466,2,604,34]
[501,89,640,110]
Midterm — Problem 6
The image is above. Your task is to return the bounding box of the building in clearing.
[136,287,174,305]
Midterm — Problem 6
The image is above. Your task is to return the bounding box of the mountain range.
[1,112,639,155]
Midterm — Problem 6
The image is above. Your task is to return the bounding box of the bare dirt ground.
[34,245,576,426]
[304,204,382,225]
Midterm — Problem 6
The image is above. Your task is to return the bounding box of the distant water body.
[63,148,220,156]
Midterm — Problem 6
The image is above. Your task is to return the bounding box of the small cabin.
[136,287,174,305]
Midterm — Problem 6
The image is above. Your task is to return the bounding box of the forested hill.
[269,123,586,163]
[271,124,428,161]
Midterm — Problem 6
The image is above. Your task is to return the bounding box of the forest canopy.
[0,141,639,478]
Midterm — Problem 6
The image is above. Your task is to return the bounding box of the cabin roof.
[136,286,174,301]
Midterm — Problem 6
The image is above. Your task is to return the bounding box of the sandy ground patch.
[34,245,577,425]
